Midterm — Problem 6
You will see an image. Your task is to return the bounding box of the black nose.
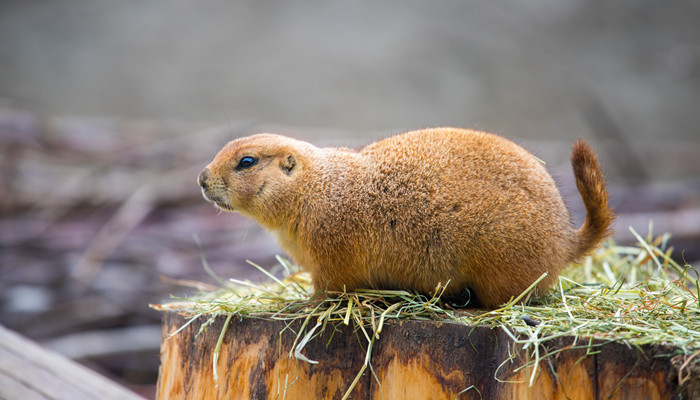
[198,168,210,187]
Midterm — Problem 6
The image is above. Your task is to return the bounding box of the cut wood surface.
[0,325,145,400]
[157,312,692,400]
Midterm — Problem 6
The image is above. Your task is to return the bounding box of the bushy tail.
[571,139,614,259]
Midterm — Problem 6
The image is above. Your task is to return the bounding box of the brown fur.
[198,128,614,308]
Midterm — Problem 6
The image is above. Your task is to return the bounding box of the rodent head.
[198,133,313,228]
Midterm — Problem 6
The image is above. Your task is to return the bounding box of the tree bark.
[157,312,688,400]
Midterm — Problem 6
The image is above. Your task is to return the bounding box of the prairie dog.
[198,128,613,308]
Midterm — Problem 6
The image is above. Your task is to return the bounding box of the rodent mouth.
[201,188,236,212]
[213,201,235,212]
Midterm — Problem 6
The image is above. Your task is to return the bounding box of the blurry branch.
[580,95,651,184]
[43,325,162,361]
[159,275,220,292]
[0,107,44,215]
[73,186,155,286]
[12,295,132,340]
[615,206,700,245]
[0,106,225,216]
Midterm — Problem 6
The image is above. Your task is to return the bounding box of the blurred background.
[1,1,699,397]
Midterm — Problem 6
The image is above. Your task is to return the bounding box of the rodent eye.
[236,156,258,170]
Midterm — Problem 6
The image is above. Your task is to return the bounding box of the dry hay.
[153,225,699,397]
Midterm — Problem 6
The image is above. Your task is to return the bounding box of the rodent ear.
[280,154,296,175]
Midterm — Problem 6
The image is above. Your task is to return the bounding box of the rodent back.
[299,129,575,294]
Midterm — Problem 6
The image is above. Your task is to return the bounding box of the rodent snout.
[198,168,211,188]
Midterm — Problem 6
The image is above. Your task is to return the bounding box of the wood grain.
[0,325,144,400]
[158,313,686,399]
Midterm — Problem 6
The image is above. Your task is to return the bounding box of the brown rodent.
[198,128,613,308]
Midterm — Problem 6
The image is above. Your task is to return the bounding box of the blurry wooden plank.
[0,325,144,400]
[158,312,686,400]
[0,375,47,400]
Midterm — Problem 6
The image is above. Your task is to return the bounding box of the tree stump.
[157,312,692,399]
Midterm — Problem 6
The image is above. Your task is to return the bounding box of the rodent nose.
[198,168,211,187]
